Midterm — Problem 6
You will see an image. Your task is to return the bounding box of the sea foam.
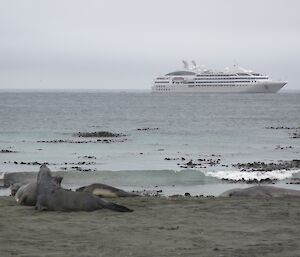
[205,169,300,181]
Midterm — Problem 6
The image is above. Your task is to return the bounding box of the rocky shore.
[0,149,17,153]
[265,125,300,139]
[290,131,300,138]
[136,127,159,131]
[221,177,277,184]
[37,138,127,143]
[164,154,223,169]
[34,130,128,144]
[232,159,300,172]
[75,131,125,138]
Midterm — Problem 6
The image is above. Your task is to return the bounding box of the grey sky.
[0,0,299,90]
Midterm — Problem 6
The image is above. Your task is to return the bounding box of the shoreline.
[0,196,299,257]
[1,170,300,197]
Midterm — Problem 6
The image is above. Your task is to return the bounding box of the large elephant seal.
[12,175,63,206]
[76,183,139,198]
[36,164,132,212]
[220,186,300,197]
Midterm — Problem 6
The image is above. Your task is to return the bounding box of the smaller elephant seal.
[10,183,22,196]
[36,164,133,212]
[220,186,300,197]
[76,183,140,198]
[13,175,63,206]
[15,183,37,206]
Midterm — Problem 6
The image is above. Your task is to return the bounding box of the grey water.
[0,91,300,195]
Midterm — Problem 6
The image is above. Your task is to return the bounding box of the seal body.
[15,182,37,206]
[36,164,132,212]
[220,186,300,197]
[76,183,139,198]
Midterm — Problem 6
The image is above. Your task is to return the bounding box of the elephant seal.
[220,186,300,197]
[36,164,132,212]
[10,183,22,196]
[15,183,37,206]
[76,183,140,198]
[13,175,63,206]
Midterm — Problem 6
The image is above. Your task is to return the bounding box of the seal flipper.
[35,202,48,211]
[104,202,133,212]
[98,199,133,212]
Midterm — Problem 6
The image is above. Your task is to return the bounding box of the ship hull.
[152,81,286,93]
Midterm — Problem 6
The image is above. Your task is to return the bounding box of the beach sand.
[0,196,299,257]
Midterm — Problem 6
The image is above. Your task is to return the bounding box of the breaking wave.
[205,169,300,181]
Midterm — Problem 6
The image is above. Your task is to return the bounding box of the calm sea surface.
[0,91,300,195]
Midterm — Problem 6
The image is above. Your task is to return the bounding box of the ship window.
[237,73,249,76]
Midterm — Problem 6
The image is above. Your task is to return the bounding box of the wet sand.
[0,196,299,257]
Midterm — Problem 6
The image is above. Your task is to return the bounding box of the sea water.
[0,90,300,195]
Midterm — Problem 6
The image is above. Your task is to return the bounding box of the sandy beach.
[0,196,299,257]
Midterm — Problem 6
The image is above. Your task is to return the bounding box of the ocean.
[0,90,300,195]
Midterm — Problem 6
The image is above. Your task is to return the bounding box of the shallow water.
[0,91,300,194]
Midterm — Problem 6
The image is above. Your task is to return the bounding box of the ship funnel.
[192,61,200,71]
[182,60,189,70]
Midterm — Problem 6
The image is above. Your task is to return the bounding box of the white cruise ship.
[152,61,287,93]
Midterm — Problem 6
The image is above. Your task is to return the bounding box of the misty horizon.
[1,0,299,90]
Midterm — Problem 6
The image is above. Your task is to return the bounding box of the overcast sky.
[0,0,299,90]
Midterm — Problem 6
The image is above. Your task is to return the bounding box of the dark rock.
[186,160,194,166]
[290,131,300,139]
[76,131,124,138]
[136,127,159,131]
[266,126,300,130]
[232,160,300,172]
[0,149,17,153]
[37,138,126,144]
[164,157,179,161]
[80,155,96,159]
[221,177,277,184]
[275,145,294,150]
